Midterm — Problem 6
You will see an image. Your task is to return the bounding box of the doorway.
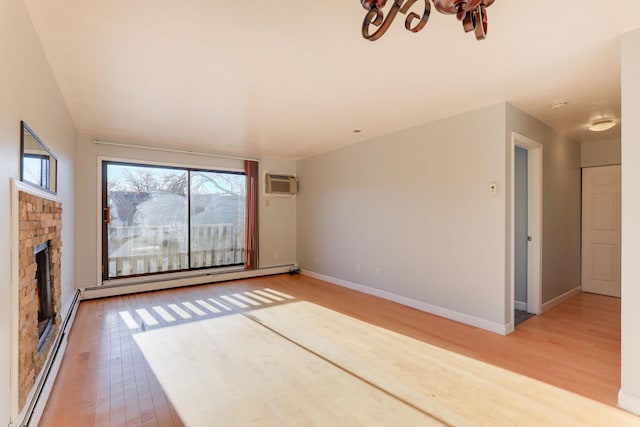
[514,147,532,325]
[510,133,543,330]
[581,165,621,297]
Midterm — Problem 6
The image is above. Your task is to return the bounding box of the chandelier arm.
[361,0,388,10]
[473,5,488,40]
[462,11,474,32]
[360,0,495,41]
[401,0,431,33]
[362,1,403,41]
[433,0,483,15]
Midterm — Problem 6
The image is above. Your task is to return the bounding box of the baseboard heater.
[20,288,81,427]
[82,265,296,300]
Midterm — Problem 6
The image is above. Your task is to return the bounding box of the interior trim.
[618,389,640,416]
[12,289,81,427]
[301,270,509,335]
[541,286,581,313]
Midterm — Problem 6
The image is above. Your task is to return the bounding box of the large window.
[102,161,247,279]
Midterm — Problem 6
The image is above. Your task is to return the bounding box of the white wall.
[297,104,508,328]
[259,158,297,268]
[505,105,582,309]
[620,28,640,415]
[0,0,76,422]
[297,102,582,333]
[75,134,296,288]
[581,139,621,167]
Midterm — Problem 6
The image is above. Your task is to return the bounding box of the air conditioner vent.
[269,174,292,180]
[265,173,297,196]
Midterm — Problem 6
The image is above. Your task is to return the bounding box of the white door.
[582,165,621,297]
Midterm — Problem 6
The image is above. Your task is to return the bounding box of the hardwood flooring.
[39,274,632,426]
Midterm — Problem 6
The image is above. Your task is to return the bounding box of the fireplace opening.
[34,240,54,350]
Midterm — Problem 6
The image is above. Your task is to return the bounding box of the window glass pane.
[107,164,188,277]
[41,157,49,188]
[190,171,246,268]
[23,155,47,187]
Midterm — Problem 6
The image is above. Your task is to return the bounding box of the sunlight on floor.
[118,310,139,330]
[117,288,296,333]
[219,295,249,308]
[132,306,440,426]
[135,308,159,326]
[167,304,191,319]
[128,299,637,426]
[152,305,177,322]
[194,299,221,314]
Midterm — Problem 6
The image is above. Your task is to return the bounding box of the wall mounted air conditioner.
[265,173,297,196]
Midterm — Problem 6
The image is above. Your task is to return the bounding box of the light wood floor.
[40,274,632,426]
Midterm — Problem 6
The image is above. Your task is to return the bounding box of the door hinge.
[528,236,532,242]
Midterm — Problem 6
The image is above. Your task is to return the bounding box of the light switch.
[489,182,498,195]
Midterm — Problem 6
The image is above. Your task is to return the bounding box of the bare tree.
[117,169,187,194]
[191,172,245,196]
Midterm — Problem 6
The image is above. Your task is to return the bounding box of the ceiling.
[23,0,640,159]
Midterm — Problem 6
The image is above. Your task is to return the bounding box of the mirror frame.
[20,121,58,194]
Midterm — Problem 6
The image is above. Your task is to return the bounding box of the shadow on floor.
[515,309,535,326]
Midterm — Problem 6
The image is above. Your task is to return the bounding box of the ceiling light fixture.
[550,100,569,110]
[588,118,617,132]
[360,0,496,41]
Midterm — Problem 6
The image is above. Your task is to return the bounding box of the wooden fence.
[108,223,245,277]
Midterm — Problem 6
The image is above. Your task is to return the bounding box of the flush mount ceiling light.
[550,100,569,110]
[360,0,496,41]
[588,118,617,132]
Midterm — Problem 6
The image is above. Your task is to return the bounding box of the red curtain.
[245,160,259,269]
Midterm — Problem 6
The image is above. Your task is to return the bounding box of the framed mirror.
[20,121,57,194]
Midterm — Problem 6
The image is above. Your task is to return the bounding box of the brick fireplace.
[17,191,62,411]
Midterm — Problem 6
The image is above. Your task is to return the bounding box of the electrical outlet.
[313,256,318,264]
[356,263,361,273]
[375,267,382,277]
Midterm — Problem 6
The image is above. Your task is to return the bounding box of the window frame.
[101,159,248,281]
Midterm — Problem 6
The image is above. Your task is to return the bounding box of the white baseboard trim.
[541,286,581,313]
[618,389,640,416]
[504,322,515,335]
[12,289,80,427]
[514,301,527,311]
[82,266,293,300]
[301,270,509,335]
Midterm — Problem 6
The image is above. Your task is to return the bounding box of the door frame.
[510,133,543,327]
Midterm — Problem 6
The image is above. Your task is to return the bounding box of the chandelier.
[360,0,496,41]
